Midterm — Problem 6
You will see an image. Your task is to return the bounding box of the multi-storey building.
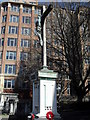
[0,0,42,114]
[46,5,90,99]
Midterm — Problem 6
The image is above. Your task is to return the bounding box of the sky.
[38,0,90,2]
[0,0,90,2]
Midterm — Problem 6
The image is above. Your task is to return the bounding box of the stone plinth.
[33,67,60,118]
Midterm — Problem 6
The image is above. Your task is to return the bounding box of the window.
[85,45,90,52]
[34,7,41,15]
[3,6,7,12]
[34,29,37,36]
[47,49,52,56]
[85,57,90,64]
[34,17,37,24]
[9,26,18,34]
[20,52,28,60]
[10,15,19,22]
[4,79,15,89]
[67,83,70,95]
[57,84,61,94]
[0,38,4,47]
[47,29,51,36]
[6,51,16,60]
[38,8,41,15]
[21,27,30,35]
[21,39,30,48]
[7,38,17,46]
[1,26,5,34]
[0,65,1,73]
[23,7,31,14]
[34,7,38,14]
[11,5,19,12]
[34,40,39,48]
[2,15,7,22]
[5,65,16,74]
[54,40,57,45]
[47,39,51,44]
[54,40,60,46]
[0,52,2,59]
[22,16,31,24]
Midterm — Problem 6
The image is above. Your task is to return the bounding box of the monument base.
[32,67,61,119]
[36,112,61,119]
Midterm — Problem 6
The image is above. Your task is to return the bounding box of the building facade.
[0,0,41,114]
[46,6,90,99]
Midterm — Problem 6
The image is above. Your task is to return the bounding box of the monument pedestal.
[32,67,60,118]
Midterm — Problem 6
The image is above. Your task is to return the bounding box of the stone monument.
[32,5,60,118]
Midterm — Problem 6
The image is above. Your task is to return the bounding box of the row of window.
[0,59,90,78]
[2,51,89,64]
[8,38,30,47]
[0,51,28,60]
[2,15,31,24]
[1,26,31,35]
[0,38,38,48]
[6,51,28,60]
[3,5,41,15]
[0,63,29,74]
[3,79,90,90]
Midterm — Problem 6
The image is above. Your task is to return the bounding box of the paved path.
[34,116,61,120]
[35,118,61,120]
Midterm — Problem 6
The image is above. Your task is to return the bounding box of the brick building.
[46,5,90,99]
[0,0,42,115]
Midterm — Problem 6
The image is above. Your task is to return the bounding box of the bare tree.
[15,39,42,95]
[46,2,90,102]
